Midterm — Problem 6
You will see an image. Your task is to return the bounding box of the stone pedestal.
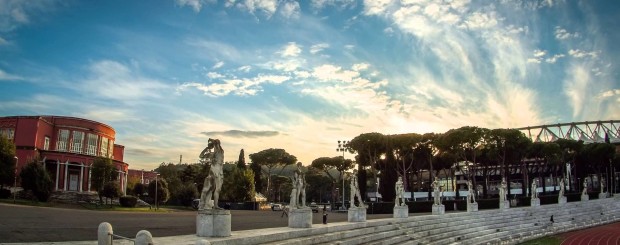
[348,206,367,222]
[467,202,478,212]
[288,207,312,228]
[432,204,445,215]
[599,192,608,199]
[558,196,567,205]
[581,194,589,201]
[197,209,231,237]
[393,205,408,218]
[531,198,540,207]
[500,200,510,210]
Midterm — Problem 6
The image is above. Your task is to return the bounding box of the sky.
[0,0,618,171]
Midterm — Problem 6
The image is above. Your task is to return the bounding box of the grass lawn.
[518,236,562,245]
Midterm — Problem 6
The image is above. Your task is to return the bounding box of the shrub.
[176,183,198,207]
[148,178,170,205]
[102,182,121,204]
[119,195,138,207]
[19,160,53,202]
[0,189,11,199]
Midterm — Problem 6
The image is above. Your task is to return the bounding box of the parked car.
[271,203,283,211]
[309,202,319,213]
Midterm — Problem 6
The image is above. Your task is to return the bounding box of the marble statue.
[467,180,476,203]
[531,179,538,199]
[432,177,441,205]
[600,178,605,193]
[559,178,565,197]
[395,176,405,207]
[292,162,306,208]
[289,187,297,208]
[198,138,224,210]
[499,177,507,203]
[350,170,364,208]
[582,179,588,196]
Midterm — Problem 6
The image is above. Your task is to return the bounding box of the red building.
[0,116,129,194]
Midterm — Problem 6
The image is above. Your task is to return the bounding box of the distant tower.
[179,154,182,165]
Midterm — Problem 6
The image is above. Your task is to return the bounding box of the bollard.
[98,222,113,245]
[135,230,154,245]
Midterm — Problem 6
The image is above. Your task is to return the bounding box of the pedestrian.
[322,206,328,224]
[281,205,289,218]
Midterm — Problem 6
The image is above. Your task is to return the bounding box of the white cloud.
[78,60,169,101]
[527,58,541,64]
[363,0,392,15]
[279,42,302,57]
[461,11,499,30]
[568,49,598,59]
[597,89,620,99]
[176,0,215,12]
[207,72,224,79]
[311,0,356,10]
[310,43,329,54]
[563,64,590,118]
[352,63,370,71]
[178,74,291,97]
[545,54,565,63]
[280,1,300,19]
[0,36,8,45]
[0,69,22,80]
[0,0,61,32]
[234,0,279,18]
[533,49,546,57]
[554,26,579,40]
[212,61,224,69]
[238,65,252,72]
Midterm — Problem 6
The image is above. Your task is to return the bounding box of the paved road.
[0,203,392,243]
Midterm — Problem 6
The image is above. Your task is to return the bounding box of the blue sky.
[1,0,618,170]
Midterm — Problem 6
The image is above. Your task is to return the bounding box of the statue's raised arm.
[198,138,225,210]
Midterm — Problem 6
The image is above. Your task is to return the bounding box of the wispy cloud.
[176,0,216,12]
[554,26,580,40]
[310,43,329,54]
[280,1,300,19]
[279,42,302,57]
[76,60,169,101]
[201,130,279,138]
[0,69,23,80]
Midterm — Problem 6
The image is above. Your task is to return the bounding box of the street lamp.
[155,173,160,211]
[13,156,18,203]
[337,140,348,210]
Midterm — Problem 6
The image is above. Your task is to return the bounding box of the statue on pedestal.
[291,162,306,208]
[582,179,588,196]
[499,177,507,203]
[395,176,405,207]
[198,138,224,210]
[531,179,538,199]
[559,178,565,197]
[467,180,476,203]
[350,170,364,208]
[432,177,441,205]
[600,178,605,193]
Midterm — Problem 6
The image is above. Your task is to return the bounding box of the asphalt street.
[0,203,392,243]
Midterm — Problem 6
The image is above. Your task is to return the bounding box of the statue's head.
[297,162,302,168]
[398,176,402,181]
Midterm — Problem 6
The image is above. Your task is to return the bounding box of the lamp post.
[13,156,18,203]
[155,173,160,211]
[337,140,348,210]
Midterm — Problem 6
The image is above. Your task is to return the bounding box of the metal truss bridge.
[515,120,620,143]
